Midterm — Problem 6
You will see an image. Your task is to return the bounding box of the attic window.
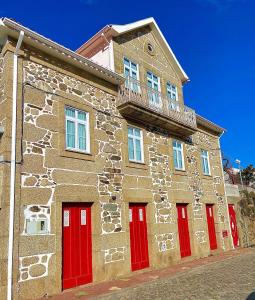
[148,43,153,52]
[146,42,155,56]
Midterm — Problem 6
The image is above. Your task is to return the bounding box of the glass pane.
[178,150,183,169]
[128,127,133,136]
[134,128,141,137]
[124,58,130,66]
[147,80,152,88]
[131,62,137,71]
[147,72,152,79]
[131,71,137,79]
[78,123,86,150]
[78,111,86,121]
[128,137,134,160]
[153,74,158,81]
[173,149,178,168]
[124,67,130,78]
[66,120,75,148]
[135,139,142,161]
[65,107,75,118]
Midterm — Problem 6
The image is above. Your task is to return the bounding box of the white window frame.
[65,106,90,154]
[128,126,144,163]
[167,82,179,111]
[201,149,211,175]
[147,71,162,108]
[173,140,185,171]
[123,57,140,92]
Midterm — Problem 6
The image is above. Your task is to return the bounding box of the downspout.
[7,30,24,300]
[218,131,235,250]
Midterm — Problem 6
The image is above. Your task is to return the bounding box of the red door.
[177,204,191,258]
[62,203,92,290]
[129,204,149,271]
[206,204,217,250]
[228,204,239,247]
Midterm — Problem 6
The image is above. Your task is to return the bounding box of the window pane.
[65,107,75,118]
[177,150,183,169]
[134,128,141,137]
[173,149,178,168]
[124,58,130,66]
[78,123,86,150]
[128,137,134,160]
[78,111,86,121]
[128,127,133,136]
[66,120,75,148]
[131,62,137,71]
[135,139,142,161]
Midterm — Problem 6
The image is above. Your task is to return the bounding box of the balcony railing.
[118,77,197,131]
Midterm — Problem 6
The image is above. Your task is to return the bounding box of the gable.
[113,25,182,84]
[76,18,189,83]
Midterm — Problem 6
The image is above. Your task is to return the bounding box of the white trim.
[201,149,211,176]
[123,57,140,90]
[7,30,24,300]
[65,106,90,154]
[173,140,185,171]
[146,71,162,108]
[109,39,115,71]
[128,126,144,163]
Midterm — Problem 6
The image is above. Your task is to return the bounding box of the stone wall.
[236,191,255,247]
[0,42,232,300]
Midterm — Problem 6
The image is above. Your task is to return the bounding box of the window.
[128,126,144,163]
[123,57,139,92]
[201,150,210,175]
[25,218,48,235]
[173,140,185,170]
[167,82,179,111]
[65,106,90,153]
[147,71,161,108]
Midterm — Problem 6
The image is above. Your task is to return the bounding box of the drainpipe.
[7,30,24,300]
[218,131,235,250]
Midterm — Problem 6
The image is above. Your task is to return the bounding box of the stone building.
[0,17,235,300]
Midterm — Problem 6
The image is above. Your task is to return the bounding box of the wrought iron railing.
[118,77,197,129]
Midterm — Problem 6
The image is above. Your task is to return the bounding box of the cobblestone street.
[46,248,255,300]
[96,249,255,300]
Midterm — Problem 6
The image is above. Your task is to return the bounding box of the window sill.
[173,168,187,176]
[202,174,213,180]
[60,148,95,161]
[126,160,148,170]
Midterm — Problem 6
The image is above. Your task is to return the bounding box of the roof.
[196,114,226,136]
[0,18,124,85]
[77,17,189,83]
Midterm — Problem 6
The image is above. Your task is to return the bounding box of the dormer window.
[123,57,140,92]
[167,82,179,112]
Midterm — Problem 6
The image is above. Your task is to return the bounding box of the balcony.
[118,77,197,136]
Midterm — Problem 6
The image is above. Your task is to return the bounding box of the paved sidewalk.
[43,248,255,300]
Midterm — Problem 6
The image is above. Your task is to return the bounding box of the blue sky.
[1,0,254,168]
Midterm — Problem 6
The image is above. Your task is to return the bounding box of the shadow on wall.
[247,292,255,300]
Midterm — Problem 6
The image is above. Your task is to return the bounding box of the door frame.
[205,204,218,251]
[62,202,93,290]
[128,202,150,271]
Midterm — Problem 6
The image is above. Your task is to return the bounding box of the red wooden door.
[228,204,239,247]
[62,203,92,290]
[206,204,217,250]
[177,204,191,258]
[129,204,149,271]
